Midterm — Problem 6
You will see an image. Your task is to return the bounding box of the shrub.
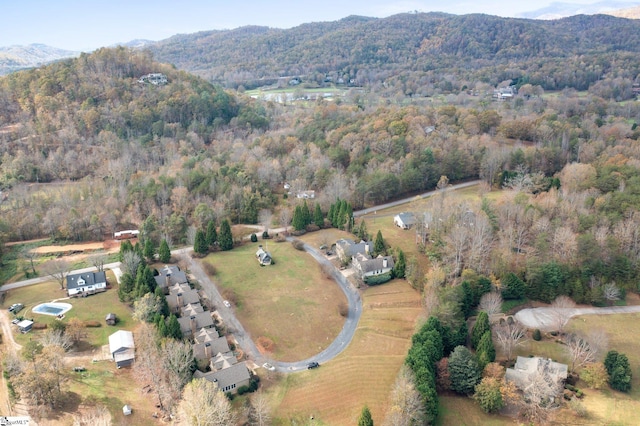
[291,240,305,251]
[569,398,588,417]
[32,323,47,330]
[338,302,348,317]
[262,231,270,239]
[202,262,217,276]
[250,233,258,242]
[363,271,393,285]
[84,320,102,328]
[237,385,250,395]
[533,329,542,341]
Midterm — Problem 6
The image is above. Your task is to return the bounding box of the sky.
[1,0,638,51]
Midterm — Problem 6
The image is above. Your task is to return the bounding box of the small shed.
[17,320,33,333]
[105,313,117,326]
[122,405,132,416]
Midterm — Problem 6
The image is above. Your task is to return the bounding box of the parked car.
[223,300,231,308]
[8,303,24,313]
[307,361,320,369]
[262,362,276,371]
[73,366,86,372]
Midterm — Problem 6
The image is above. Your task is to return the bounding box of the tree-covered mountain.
[0,44,80,75]
[148,12,640,90]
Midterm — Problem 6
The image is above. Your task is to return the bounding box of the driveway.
[515,305,640,331]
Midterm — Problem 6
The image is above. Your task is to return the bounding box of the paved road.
[353,180,481,217]
[515,305,640,331]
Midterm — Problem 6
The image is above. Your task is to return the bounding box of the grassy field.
[269,280,423,425]
[203,240,347,361]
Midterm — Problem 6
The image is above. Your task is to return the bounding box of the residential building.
[165,283,200,314]
[393,212,415,229]
[256,245,272,266]
[193,362,251,394]
[155,265,188,291]
[506,356,568,403]
[66,271,107,297]
[109,330,135,368]
[335,239,374,263]
[177,311,214,339]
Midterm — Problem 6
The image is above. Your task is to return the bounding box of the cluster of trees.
[194,219,233,254]
[291,200,321,232]
[604,350,633,392]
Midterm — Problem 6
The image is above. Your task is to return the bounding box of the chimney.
[166,273,171,288]
[383,258,388,268]
[190,316,197,336]
[365,244,370,254]
[177,293,183,308]
[205,342,212,359]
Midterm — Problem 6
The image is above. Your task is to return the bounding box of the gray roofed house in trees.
[256,245,272,265]
[154,265,188,291]
[506,356,568,402]
[193,362,251,394]
[393,212,415,229]
[335,239,374,263]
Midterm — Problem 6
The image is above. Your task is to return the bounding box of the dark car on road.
[307,362,320,369]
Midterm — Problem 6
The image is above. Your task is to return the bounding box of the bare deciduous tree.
[603,282,621,305]
[120,250,142,277]
[479,292,503,317]
[565,333,596,372]
[43,259,71,289]
[259,209,273,235]
[383,365,426,426]
[521,362,563,423]
[162,339,195,398]
[178,378,237,426]
[246,391,272,426]
[494,318,527,362]
[279,208,292,231]
[132,293,161,323]
[40,329,73,351]
[550,295,576,333]
[90,253,108,272]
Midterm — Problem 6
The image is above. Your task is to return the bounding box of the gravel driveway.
[515,305,640,331]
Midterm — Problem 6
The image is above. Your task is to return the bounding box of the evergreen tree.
[301,200,311,227]
[328,201,337,227]
[194,229,208,255]
[166,314,182,340]
[119,239,133,261]
[605,350,632,392]
[604,350,620,375]
[358,405,374,426]
[159,239,171,263]
[155,286,169,317]
[476,331,496,369]
[356,220,368,241]
[448,345,482,395]
[461,281,475,319]
[143,238,155,262]
[474,377,504,413]
[314,203,324,228]
[501,272,526,300]
[118,272,135,302]
[205,220,217,248]
[156,315,168,337]
[393,249,406,278]
[135,265,154,298]
[219,219,233,251]
[292,205,305,231]
[374,230,386,256]
[472,311,491,349]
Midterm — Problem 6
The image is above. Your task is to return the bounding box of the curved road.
[2,180,480,373]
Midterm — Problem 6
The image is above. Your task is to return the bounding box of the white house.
[109,330,135,368]
[256,245,272,266]
[352,253,395,283]
[66,271,107,297]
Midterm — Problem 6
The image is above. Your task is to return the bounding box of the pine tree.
[301,200,311,227]
[166,314,182,340]
[219,219,233,251]
[476,331,496,369]
[448,345,482,395]
[205,220,217,248]
[292,205,305,231]
[393,249,406,278]
[155,286,169,317]
[328,202,337,227]
[501,272,526,300]
[194,229,208,255]
[314,203,324,228]
[472,311,491,349]
[118,272,135,302]
[143,238,155,262]
[374,230,386,256]
[119,239,133,261]
[158,239,171,263]
[358,405,374,426]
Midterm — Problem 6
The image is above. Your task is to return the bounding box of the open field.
[269,280,423,425]
[203,240,347,361]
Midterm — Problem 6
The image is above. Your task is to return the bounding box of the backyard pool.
[32,302,72,316]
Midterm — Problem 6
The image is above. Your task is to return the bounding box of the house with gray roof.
[178,312,214,339]
[193,362,251,394]
[66,271,107,297]
[181,303,204,317]
[335,239,374,263]
[166,284,200,314]
[193,336,231,362]
[352,253,395,284]
[194,328,219,344]
[394,212,415,229]
[506,356,568,404]
[109,330,135,368]
[210,351,238,371]
[256,245,272,266]
[155,265,188,292]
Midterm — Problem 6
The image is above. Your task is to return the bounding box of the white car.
[223,300,231,308]
[262,362,276,371]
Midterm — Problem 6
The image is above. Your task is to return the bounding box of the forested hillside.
[149,12,640,92]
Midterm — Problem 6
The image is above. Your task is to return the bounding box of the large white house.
[66,271,107,297]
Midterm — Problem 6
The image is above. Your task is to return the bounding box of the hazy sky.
[2,0,638,51]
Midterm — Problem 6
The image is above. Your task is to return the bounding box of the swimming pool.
[32,302,72,316]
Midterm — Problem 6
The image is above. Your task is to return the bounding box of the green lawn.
[203,240,347,361]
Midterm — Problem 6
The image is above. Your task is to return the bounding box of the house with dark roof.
[154,265,188,292]
[352,253,395,284]
[335,239,374,263]
[256,245,272,266]
[109,330,135,368]
[193,362,251,394]
[66,271,107,297]
[177,312,215,339]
